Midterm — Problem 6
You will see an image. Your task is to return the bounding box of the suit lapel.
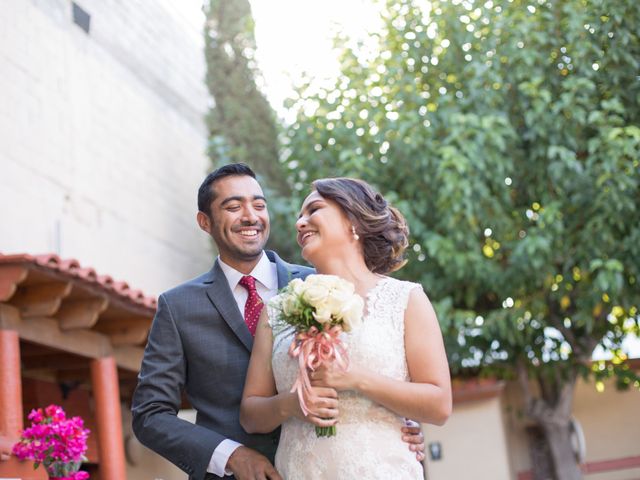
[204,261,253,352]
[266,250,303,288]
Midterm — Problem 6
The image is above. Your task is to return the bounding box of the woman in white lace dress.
[240,178,451,479]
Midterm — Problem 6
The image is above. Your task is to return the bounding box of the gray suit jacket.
[131,250,313,479]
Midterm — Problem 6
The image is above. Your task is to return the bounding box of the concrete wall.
[0,0,213,296]
[423,395,512,480]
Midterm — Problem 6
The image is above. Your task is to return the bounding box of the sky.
[249,0,381,117]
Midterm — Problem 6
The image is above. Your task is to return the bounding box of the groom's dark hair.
[198,163,257,215]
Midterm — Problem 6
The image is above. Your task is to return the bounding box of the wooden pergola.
[0,253,156,480]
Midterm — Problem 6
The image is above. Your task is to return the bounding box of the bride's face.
[296,191,353,263]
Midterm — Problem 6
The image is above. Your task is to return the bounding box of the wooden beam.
[10,282,72,318]
[58,297,109,330]
[94,316,151,331]
[108,325,149,347]
[22,353,87,371]
[0,303,21,330]
[18,342,57,358]
[113,346,144,372]
[0,265,28,302]
[95,317,150,347]
[14,317,112,359]
[56,368,92,382]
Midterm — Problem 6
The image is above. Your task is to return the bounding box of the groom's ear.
[197,211,212,234]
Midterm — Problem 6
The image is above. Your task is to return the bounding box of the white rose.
[305,274,348,290]
[302,283,330,306]
[325,287,353,316]
[339,295,364,332]
[303,274,323,285]
[282,294,300,316]
[312,302,333,324]
[288,278,305,296]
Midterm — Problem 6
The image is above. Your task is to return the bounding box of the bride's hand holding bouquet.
[273,274,364,436]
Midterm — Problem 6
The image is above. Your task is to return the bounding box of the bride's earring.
[351,225,360,241]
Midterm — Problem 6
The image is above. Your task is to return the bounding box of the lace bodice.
[268,276,424,480]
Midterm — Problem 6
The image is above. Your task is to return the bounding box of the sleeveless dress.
[268,276,424,480]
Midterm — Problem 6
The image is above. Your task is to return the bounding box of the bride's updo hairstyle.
[312,178,409,274]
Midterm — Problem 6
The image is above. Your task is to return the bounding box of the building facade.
[0,1,214,478]
[0,0,213,296]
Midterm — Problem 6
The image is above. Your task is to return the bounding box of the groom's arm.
[131,293,226,479]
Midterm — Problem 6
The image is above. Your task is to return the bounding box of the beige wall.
[573,377,640,480]
[0,0,213,296]
[423,395,512,480]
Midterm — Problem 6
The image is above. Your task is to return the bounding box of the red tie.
[239,275,264,336]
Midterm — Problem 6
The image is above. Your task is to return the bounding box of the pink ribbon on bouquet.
[288,324,349,416]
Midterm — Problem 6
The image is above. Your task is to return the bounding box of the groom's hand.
[226,446,282,480]
[402,420,426,462]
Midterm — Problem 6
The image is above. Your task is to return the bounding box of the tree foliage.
[281,0,640,476]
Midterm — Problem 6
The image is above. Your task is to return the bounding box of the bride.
[240,178,451,479]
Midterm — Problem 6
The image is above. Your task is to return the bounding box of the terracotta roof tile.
[0,253,157,311]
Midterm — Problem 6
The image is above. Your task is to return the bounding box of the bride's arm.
[240,310,340,434]
[311,287,452,425]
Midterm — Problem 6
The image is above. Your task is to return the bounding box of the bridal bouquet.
[273,274,364,437]
[12,404,90,480]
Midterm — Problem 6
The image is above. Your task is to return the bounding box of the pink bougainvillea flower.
[11,404,90,479]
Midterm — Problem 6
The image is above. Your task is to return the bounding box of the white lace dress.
[268,277,424,480]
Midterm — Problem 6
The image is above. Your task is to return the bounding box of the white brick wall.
[0,0,215,295]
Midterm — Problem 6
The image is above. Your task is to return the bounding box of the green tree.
[282,0,640,478]
[203,0,297,257]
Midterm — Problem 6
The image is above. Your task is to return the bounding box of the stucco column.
[0,330,23,438]
[91,356,126,480]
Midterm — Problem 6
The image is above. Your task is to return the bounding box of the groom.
[132,163,424,480]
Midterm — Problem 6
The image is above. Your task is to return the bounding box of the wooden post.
[0,330,23,438]
[91,357,127,480]
[0,330,44,478]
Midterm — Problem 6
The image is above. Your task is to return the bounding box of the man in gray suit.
[132,164,424,480]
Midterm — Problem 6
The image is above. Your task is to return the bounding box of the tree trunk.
[542,421,582,480]
[517,363,583,480]
[526,425,555,480]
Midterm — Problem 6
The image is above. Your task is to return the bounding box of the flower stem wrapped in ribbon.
[12,404,90,479]
[273,274,364,437]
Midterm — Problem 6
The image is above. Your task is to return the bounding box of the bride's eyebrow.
[297,200,322,218]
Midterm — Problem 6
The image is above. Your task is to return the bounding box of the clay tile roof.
[77,267,98,281]
[98,274,114,287]
[0,252,157,311]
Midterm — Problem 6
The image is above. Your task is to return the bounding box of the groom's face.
[203,175,270,268]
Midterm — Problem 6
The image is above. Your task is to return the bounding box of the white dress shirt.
[207,252,279,477]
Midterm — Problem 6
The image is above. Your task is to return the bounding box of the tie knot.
[239,275,257,292]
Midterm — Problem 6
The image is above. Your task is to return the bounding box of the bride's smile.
[297,230,317,246]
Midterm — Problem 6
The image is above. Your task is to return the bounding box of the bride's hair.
[312,178,409,274]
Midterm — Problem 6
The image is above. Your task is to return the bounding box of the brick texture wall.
[0,0,214,295]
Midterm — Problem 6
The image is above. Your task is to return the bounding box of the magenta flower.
[12,404,90,479]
